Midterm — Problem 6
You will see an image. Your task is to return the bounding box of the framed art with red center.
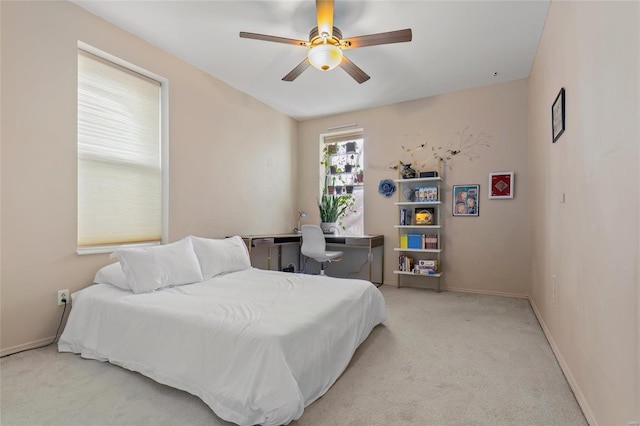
[489,172,514,199]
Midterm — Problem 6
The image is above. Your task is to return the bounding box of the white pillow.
[189,235,251,279]
[110,238,204,294]
[94,262,131,291]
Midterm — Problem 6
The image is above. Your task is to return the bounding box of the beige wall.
[298,79,530,296]
[528,1,639,424]
[0,1,298,354]
[3,2,638,422]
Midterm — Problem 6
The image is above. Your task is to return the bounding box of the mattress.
[58,268,386,425]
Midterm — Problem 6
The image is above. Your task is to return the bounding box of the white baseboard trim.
[381,282,529,299]
[445,285,529,299]
[1,336,56,357]
[528,296,596,426]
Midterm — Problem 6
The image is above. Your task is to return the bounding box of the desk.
[240,233,384,284]
[325,235,384,284]
[241,234,301,272]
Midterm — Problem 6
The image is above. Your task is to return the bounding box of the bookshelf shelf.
[394,201,441,206]
[395,169,443,292]
[393,177,442,183]
[394,248,442,253]
[394,225,441,229]
[393,270,442,278]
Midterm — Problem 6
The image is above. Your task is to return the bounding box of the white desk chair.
[301,225,343,276]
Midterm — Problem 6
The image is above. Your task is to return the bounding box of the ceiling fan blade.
[282,58,311,82]
[316,0,334,38]
[339,56,370,84]
[341,29,412,49]
[240,32,309,47]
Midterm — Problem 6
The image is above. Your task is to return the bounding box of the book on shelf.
[399,234,408,249]
[416,259,439,274]
[398,255,414,272]
[399,256,439,274]
[400,208,411,225]
[423,233,438,249]
[401,233,439,249]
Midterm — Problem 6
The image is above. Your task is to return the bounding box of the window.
[320,130,364,235]
[77,48,165,253]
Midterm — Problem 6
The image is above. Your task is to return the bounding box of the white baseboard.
[381,282,529,299]
[444,285,529,299]
[528,296,597,426]
[1,336,56,357]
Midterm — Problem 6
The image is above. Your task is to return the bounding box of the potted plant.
[319,177,355,233]
[321,144,338,174]
[318,191,354,233]
[353,165,364,183]
[345,141,357,153]
[343,174,354,194]
[345,153,356,173]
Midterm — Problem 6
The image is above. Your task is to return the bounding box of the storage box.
[407,234,423,249]
[399,234,408,248]
[422,186,438,201]
[419,171,439,178]
[414,186,438,202]
[418,259,438,268]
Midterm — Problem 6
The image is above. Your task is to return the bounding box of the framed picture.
[552,87,565,143]
[489,172,514,199]
[414,207,435,225]
[452,184,479,216]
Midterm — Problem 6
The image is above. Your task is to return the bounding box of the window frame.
[319,128,365,235]
[76,42,169,255]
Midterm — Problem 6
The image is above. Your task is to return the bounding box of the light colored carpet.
[1,286,587,426]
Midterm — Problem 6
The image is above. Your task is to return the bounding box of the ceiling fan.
[239,0,412,84]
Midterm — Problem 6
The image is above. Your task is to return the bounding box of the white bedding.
[58,268,386,425]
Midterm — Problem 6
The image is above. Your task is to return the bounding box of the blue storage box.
[407,234,422,249]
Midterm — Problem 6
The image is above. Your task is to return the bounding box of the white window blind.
[77,49,162,248]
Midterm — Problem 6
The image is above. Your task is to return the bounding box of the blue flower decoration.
[378,179,396,198]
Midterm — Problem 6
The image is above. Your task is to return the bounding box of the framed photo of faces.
[452,184,479,217]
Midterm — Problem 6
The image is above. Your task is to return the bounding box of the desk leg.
[267,246,272,270]
[368,243,373,282]
[381,245,384,285]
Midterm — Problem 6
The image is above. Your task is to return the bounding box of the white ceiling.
[72,0,550,121]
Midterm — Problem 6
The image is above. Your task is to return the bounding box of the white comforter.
[58,268,386,425]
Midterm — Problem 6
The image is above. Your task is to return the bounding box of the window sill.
[77,241,161,255]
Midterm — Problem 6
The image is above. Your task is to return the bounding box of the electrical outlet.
[57,289,69,306]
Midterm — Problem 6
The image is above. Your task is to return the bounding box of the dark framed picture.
[452,184,479,217]
[489,172,514,199]
[552,87,565,143]
[414,207,435,225]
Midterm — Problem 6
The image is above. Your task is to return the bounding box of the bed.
[58,236,386,426]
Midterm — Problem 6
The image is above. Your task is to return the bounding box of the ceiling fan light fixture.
[308,44,343,71]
